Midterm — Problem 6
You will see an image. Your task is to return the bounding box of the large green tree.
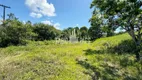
[80,26,88,40]
[89,12,103,40]
[0,20,35,47]
[91,0,142,61]
[61,29,70,40]
[74,27,80,37]
[33,23,61,41]
[88,26,102,41]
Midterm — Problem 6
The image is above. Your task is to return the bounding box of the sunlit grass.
[0,41,92,80]
[0,33,142,80]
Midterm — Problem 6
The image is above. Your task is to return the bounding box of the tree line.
[0,13,119,47]
[0,13,61,47]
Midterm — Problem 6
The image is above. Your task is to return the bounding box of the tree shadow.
[83,49,105,55]
[76,60,100,80]
[84,39,136,55]
[78,39,138,79]
[110,39,136,54]
[76,58,122,80]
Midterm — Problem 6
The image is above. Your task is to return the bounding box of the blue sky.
[0,0,92,30]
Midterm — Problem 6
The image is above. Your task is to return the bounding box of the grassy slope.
[92,33,131,50]
[0,33,142,80]
[0,42,92,80]
[84,33,142,80]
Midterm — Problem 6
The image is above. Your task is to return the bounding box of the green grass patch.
[0,34,142,80]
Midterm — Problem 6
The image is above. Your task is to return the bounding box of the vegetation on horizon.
[0,13,121,47]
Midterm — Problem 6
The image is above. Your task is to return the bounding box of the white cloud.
[41,20,60,29]
[30,12,42,18]
[53,23,60,30]
[25,0,56,18]
[41,20,53,25]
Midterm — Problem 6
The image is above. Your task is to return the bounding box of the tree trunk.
[128,30,141,61]
[135,40,141,61]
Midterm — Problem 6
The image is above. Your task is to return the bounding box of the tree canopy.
[90,0,142,60]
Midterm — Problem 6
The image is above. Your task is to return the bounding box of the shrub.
[33,23,61,41]
[0,20,36,47]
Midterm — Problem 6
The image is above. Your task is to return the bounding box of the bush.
[33,23,61,41]
[0,20,36,47]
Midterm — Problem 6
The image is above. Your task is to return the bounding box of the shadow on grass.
[77,57,138,80]
[83,49,105,55]
[77,60,100,80]
[84,39,136,55]
[77,39,139,79]
[76,59,122,80]
[111,40,136,54]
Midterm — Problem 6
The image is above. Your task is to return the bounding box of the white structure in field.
[55,29,79,44]
[69,29,78,43]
